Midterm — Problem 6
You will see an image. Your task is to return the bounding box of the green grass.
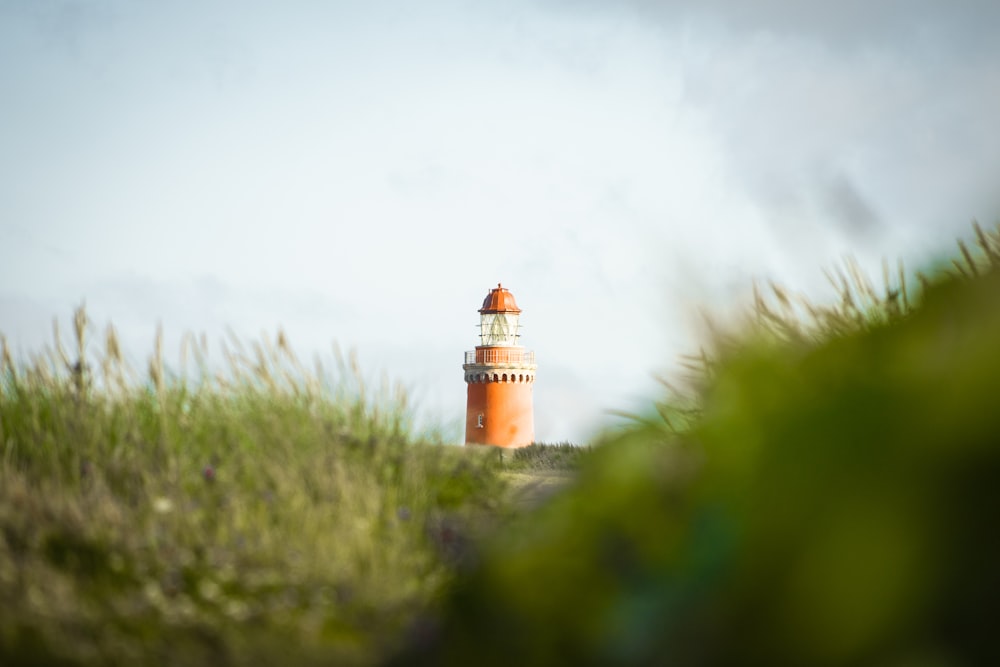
[6,223,1000,666]
[499,442,589,472]
[0,324,509,666]
[393,223,1000,666]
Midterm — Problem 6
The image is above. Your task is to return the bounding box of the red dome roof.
[479,283,521,313]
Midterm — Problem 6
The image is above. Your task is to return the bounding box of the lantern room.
[479,283,521,347]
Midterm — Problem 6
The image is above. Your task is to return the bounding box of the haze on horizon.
[2,0,998,443]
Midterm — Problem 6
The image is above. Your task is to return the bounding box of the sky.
[2,0,999,443]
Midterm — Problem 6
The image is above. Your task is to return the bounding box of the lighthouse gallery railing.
[464,349,536,365]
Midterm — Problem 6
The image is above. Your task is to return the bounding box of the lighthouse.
[463,283,536,447]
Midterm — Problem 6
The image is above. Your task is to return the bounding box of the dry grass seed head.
[1,334,12,376]
[73,304,88,361]
[973,221,1000,266]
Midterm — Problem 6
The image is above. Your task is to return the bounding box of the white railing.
[464,349,536,365]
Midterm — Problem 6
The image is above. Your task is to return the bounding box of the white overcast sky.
[2,0,999,443]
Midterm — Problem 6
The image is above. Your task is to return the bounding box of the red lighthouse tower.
[463,283,536,447]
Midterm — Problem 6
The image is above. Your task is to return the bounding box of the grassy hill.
[4,224,1000,665]
[0,325,518,665]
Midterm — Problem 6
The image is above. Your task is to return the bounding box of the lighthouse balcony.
[465,348,536,365]
[463,366,536,384]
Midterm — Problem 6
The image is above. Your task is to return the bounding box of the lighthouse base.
[465,380,534,448]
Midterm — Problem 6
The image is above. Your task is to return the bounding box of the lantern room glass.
[480,312,520,346]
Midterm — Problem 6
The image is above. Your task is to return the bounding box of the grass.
[499,442,589,472]
[495,444,589,510]
[393,223,1000,666]
[5,223,1000,666]
[0,321,510,665]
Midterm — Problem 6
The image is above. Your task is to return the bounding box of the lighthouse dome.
[479,283,522,314]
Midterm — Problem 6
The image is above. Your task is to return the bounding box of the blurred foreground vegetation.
[4,224,1000,666]
[397,224,1000,666]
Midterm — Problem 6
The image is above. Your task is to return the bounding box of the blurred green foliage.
[398,227,1000,666]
